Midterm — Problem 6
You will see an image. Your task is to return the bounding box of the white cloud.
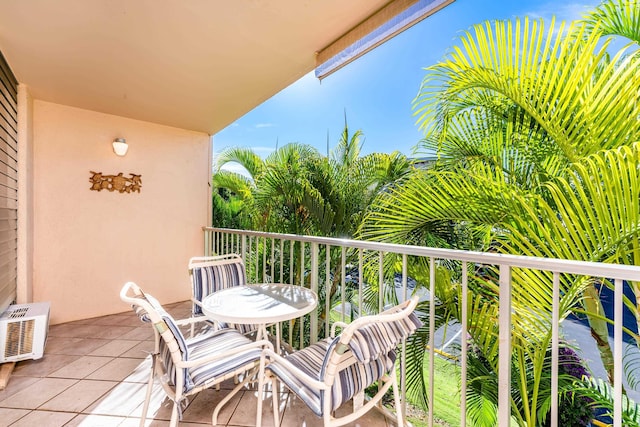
[526,1,599,23]
[255,123,275,128]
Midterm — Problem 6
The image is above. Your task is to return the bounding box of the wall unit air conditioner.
[0,302,50,363]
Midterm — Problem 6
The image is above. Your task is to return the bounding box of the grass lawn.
[405,353,462,427]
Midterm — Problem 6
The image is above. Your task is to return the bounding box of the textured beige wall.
[33,101,210,324]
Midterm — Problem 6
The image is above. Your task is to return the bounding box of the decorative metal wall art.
[89,171,142,193]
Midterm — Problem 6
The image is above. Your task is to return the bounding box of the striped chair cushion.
[191,262,246,316]
[191,260,259,335]
[348,310,422,364]
[267,337,396,416]
[141,293,193,392]
[138,293,260,393]
[133,305,151,323]
[187,328,261,388]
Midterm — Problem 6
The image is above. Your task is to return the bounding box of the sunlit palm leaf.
[583,0,640,44]
[414,18,640,162]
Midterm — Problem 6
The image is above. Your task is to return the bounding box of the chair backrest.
[120,282,193,392]
[189,254,247,316]
[335,296,421,365]
[320,296,421,406]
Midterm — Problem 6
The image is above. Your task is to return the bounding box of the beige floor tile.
[181,387,244,425]
[93,326,139,340]
[0,377,77,409]
[85,381,149,417]
[0,407,30,425]
[228,389,288,427]
[277,395,389,427]
[12,354,81,377]
[83,313,139,326]
[278,395,323,427]
[48,355,114,379]
[119,340,154,358]
[48,324,105,338]
[65,413,128,426]
[0,376,39,402]
[8,409,76,427]
[128,384,173,421]
[50,337,110,355]
[44,337,85,354]
[119,326,154,341]
[39,379,117,412]
[89,339,141,357]
[334,404,393,427]
[87,357,149,382]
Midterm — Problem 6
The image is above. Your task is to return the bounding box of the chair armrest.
[330,321,349,338]
[174,316,212,327]
[177,339,274,369]
[262,348,331,390]
[191,298,204,308]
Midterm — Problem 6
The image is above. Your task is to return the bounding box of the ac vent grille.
[2,307,28,319]
[5,319,34,358]
[0,302,50,362]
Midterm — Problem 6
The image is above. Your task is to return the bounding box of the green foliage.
[575,377,640,426]
[213,122,414,237]
[361,0,640,425]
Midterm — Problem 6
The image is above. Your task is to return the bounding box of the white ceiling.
[0,0,414,135]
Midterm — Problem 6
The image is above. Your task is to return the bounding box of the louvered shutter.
[0,52,18,311]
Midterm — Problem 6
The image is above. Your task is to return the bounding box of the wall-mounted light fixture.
[112,138,128,156]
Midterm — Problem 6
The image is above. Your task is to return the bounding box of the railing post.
[325,244,331,338]
[461,261,468,427]
[551,272,560,427]
[614,278,623,427]
[401,253,408,422]
[342,247,347,322]
[378,251,384,313]
[300,241,305,349]
[428,257,435,427]
[241,234,246,263]
[262,237,267,283]
[270,238,275,283]
[310,242,319,343]
[498,264,512,427]
[279,240,284,283]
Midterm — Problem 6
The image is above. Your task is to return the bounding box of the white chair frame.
[256,296,420,427]
[121,281,272,427]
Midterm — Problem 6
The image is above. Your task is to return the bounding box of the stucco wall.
[33,101,211,324]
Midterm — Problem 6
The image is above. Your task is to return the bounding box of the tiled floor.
[0,301,398,426]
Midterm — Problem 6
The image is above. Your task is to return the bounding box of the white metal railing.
[204,226,640,427]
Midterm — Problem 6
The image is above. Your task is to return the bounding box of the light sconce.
[112,138,128,156]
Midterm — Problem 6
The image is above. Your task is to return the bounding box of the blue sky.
[213,0,601,174]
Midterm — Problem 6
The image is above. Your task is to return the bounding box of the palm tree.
[360,1,640,425]
[214,126,415,335]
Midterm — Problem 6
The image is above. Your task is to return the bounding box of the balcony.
[0,300,396,427]
[2,226,639,427]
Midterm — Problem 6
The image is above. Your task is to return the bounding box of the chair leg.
[139,354,156,427]
[391,375,404,427]
[169,402,180,427]
[271,377,280,427]
[256,365,265,427]
[213,372,254,425]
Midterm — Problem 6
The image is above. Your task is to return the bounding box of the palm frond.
[215,146,265,178]
[582,0,640,44]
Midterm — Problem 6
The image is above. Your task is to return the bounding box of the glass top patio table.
[201,283,318,345]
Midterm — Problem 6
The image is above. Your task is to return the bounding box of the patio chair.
[189,254,258,336]
[120,281,272,427]
[256,296,421,427]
